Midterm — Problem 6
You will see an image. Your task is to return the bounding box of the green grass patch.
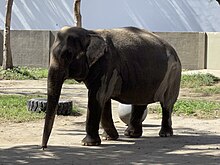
[173,99,220,118]
[0,66,48,80]
[195,86,220,96]
[149,99,220,119]
[0,95,45,122]
[71,105,82,116]
[181,73,220,88]
[64,79,79,84]
[0,66,81,84]
[0,95,82,123]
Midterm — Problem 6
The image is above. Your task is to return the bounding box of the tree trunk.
[3,0,14,70]
[74,0,82,27]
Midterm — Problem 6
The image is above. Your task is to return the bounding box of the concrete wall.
[0,30,219,70]
[0,30,50,68]
[0,30,3,66]
[206,32,220,70]
[155,32,206,70]
[10,30,50,68]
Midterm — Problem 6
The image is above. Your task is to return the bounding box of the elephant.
[42,26,181,149]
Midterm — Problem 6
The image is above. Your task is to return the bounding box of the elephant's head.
[51,26,107,81]
[42,27,107,149]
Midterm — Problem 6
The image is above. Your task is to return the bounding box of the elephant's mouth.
[66,68,89,83]
[74,78,83,83]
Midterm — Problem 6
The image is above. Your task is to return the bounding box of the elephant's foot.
[124,125,142,138]
[159,127,173,137]
[81,135,101,146]
[101,129,119,140]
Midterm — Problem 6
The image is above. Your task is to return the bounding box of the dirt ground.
[0,72,220,165]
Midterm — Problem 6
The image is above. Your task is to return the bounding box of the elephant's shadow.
[1,130,219,164]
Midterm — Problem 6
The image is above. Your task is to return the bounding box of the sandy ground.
[0,72,220,164]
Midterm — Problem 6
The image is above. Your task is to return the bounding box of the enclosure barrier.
[0,30,219,70]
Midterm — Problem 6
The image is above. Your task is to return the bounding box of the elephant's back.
[96,27,175,66]
[96,27,169,52]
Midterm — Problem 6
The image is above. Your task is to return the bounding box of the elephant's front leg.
[82,90,102,146]
[101,99,119,140]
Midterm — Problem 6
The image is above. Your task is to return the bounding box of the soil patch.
[0,80,220,164]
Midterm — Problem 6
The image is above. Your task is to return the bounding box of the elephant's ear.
[86,34,107,67]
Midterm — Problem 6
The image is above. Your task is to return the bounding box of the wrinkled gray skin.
[42,26,181,149]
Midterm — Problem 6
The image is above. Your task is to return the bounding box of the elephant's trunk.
[42,66,65,149]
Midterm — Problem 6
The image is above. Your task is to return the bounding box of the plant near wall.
[2,0,14,70]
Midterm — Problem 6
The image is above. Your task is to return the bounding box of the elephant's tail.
[153,47,182,107]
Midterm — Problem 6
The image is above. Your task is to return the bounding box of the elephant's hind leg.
[124,105,147,138]
[159,62,181,137]
[159,103,173,137]
[159,74,180,137]
[101,99,119,140]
